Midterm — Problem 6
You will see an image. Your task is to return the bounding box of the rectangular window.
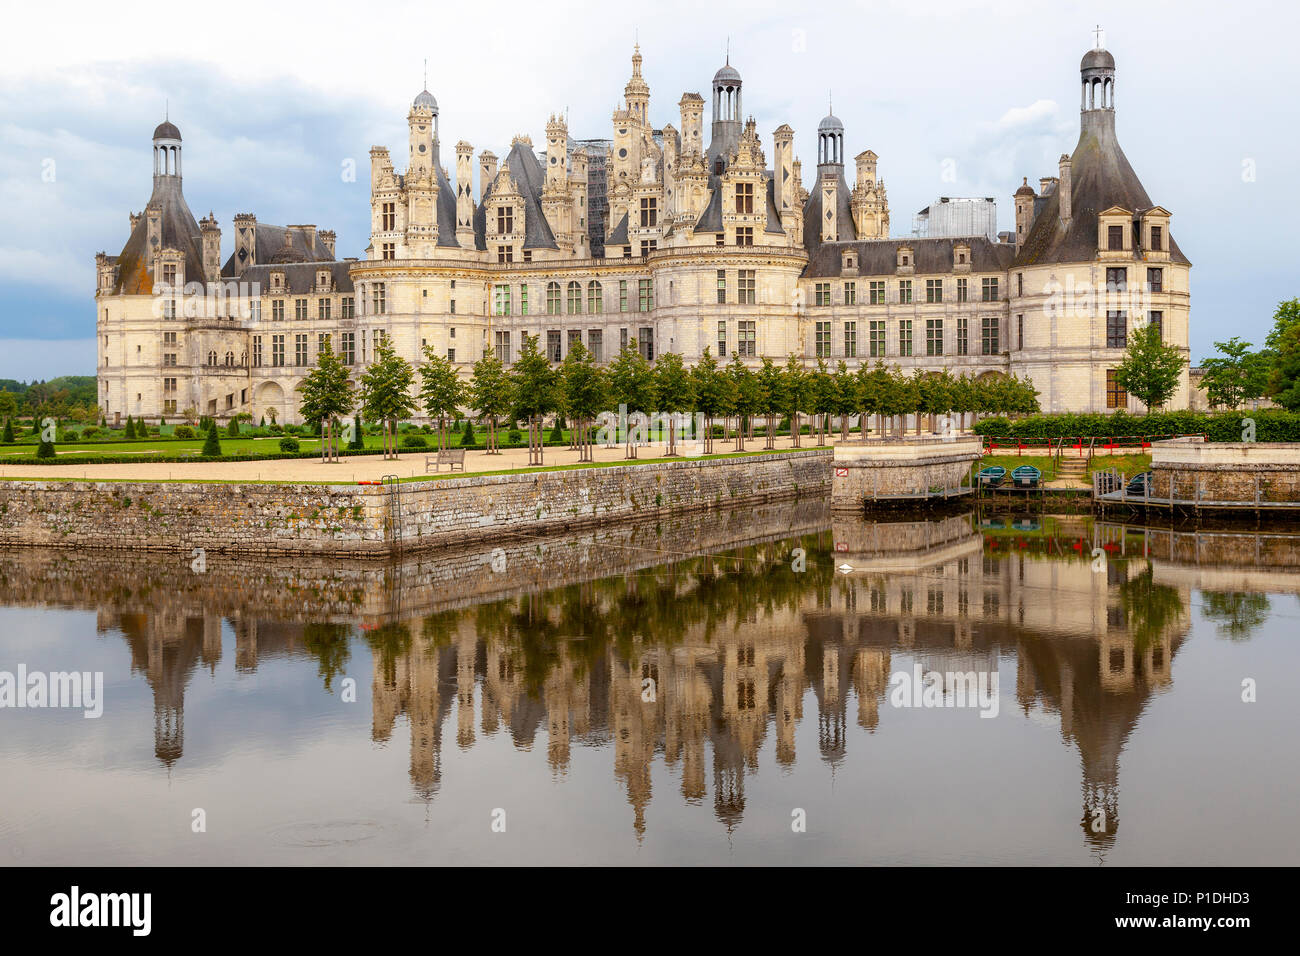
[620,328,629,353]
[587,283,602,313]
[844,282,856,305]
[382,202,396,231]
[1106,311,1127,349]
[957,315,969,356]
[382,243,395,261]
[738,320,756,357]
[447,348,455,363]
[869,320,885,357]
[567,283,582,314]
[1150,225,1163,251]
[588,329,603,362]
[957,277,968,302]
[252,336,263,367]
[1147,267,1163,293]
[340,296,354,319]
[638,278,653,312]
[899,280,912,305]
[640,239,657,256]
[869,280,886,305]
[735,226,753,246]
[981,277,999,302]
[815,282,831,306]
[163,399,177,414]
[547,330,562,363]
[1106,368,1127,408]
[1108,224,1124,250]
[716,270,727,304]
[294,298,306,321]
[1106,267,1127,292]
[1148,310,1163,339]
[899,320,913,356]
[497,206,513,234]
[449,299,455,314]
[163,353,177,367]
[494,330,511,363]
[520,284,529,316]
[497,246,513,263]
[815,321,831,358]
[981,316,1000,355]
[619,280,628,312]
[717,320,727,358]
[272,300,284,322]
[494,284,511,316]
[272,334,285,367]
[926,279,943,304]
[295,333,308,366]
[844,321,857,358]
[926,318,943,356]
[639,197,657,227]
[734,182,753,214]
[318,298,331,322]
[340,331,355,365]
[371,283,386,315]
[738,270,756,305]
[1017,314,1024,350]
[547,283,561,315]
[249,300,261,322]
[567,330,582,357]
[638,327,654,361]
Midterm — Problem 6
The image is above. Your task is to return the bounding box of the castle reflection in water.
[4,503,1291,854]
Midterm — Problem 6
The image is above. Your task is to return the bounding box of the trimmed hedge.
[972,410,1300,443]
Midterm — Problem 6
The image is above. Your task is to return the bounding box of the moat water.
[2,504,1297,865]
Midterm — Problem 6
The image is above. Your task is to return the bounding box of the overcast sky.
[1,0,1295,380]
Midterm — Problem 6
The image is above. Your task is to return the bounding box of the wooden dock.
[1092,469,1300,515]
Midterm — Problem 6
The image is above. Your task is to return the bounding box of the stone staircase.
[1055,454,1088,484]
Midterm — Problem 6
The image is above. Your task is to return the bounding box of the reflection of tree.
[1200,591,1270,641]
[1119,564,1185,652]
[364,621,413,688]
[302,622,352,692]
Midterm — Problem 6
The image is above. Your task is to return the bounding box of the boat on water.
[979,466,1006,487]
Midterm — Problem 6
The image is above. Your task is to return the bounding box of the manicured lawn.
[1087,453,1150,477]
[0,436,326,458]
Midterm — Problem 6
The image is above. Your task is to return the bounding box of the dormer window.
[270,272,284,292]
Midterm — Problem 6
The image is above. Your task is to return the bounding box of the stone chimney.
[1058,154,1072,224]
[291,224,317,256]
[479,151,498,203]
[200,212,222,283]
[233,213,257,270]
[129,211,142,232]
[319,229,336,257]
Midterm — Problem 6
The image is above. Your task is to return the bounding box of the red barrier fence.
[982,434,1204,457]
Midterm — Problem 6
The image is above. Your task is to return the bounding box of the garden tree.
[348,413,364,450]
[1199,338,1272,410]
[468,346,513,454]
[201,421,222,457]
[36,434,56,458]
[727,353,761,450]
[1264,298,1300,351]
[808,358,836,445]
[459,418,478,447]
[607,345,655,448]
[559,340,608,462]
[756,356,787,449]
[1114,322,1186,411]
[832,360,859,441]
[226,417,240,438]
[893,368,921,436]
[2,418,13,443]
[417,346,466,451]
[783,355,808,447]
[359,336,417,459]
[690,347,732,453]
[652,351,693,455]
[918,370,955,434]
[124,415,135,439]
[296,339,355,462]
[0,390,16,423]
[509,333,557,464]
[1270,321,1300,411]
[856,361,888,440]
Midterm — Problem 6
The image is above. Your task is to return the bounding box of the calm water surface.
[1,503,1297,865]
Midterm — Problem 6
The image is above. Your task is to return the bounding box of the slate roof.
[221,224,336,276]
[111,178,205,295]
[606,212,630,246]
[802,167,856,253]
[237,260,355,294]
[804,236,1016,278]
[1014,113,1189,267]
[473,140,558,251]
[694,176,724,232]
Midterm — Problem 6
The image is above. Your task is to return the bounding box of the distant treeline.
[0,376,98,419]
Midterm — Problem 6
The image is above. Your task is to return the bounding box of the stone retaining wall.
[831,438,982,511]
[1151,438,1300,503]
[0,451,831,555]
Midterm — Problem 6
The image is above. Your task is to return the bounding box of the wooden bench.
[426,448,466,473]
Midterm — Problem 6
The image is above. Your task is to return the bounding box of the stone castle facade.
[95,41,1190,424]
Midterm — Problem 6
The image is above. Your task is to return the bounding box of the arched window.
[567,281,582,314]
[587,281,603,314]
[225,351,235,367]
[546,281,561,315]
[208,350,217,366]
